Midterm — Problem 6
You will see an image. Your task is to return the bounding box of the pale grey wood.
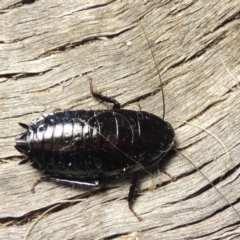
[0,0,240,239]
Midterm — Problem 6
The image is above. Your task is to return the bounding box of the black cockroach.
[15,20,175,220]
[14,13,238,223]
[15,73,174,221]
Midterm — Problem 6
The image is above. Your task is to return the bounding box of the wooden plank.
[0,0,240,239]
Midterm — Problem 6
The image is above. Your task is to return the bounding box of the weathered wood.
[0,0,240,239]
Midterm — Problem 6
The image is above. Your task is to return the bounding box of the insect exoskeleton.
[15,4,177,220]
[15,76,175,221]
[15,109,174,180]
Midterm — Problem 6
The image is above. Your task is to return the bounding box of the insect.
[14,10,238,224]
[14,5,178,222]
[15,71,174,221]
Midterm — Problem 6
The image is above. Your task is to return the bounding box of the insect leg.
[31,177,99,193]
[128,174,142,221]
[50,178,99,187]
[30,177,50,193]
[88,77,120,109]
[162,169,176,182]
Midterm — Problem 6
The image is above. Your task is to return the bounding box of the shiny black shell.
[15,109,174,180]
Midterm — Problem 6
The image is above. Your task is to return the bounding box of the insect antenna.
[132,4,240,221]
[176,149,240,220]
[173,119,240,220]
[135,14,166,120]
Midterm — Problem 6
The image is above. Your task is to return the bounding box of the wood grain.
[0,0,240,239]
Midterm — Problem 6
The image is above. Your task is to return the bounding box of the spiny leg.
[50,178,99,187]
[137,102,142,111]
[162,169,176,182]
[88,77,121,109]
[30,177,50,193]
[128,174,142,221]
[30,177,99,193]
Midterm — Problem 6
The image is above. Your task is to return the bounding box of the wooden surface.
[0,0,240,239]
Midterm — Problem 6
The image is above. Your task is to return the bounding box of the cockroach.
[15,28,175,221]
[15,73,174,221]
[14,13,238,223]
